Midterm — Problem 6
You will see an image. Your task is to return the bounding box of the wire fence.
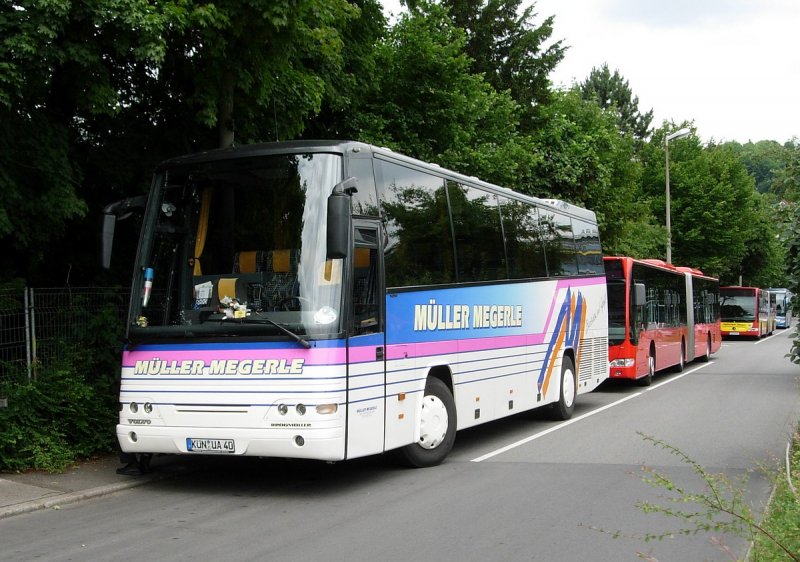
[0,287,130,387]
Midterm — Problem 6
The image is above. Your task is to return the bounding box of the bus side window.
[352,226,380,335]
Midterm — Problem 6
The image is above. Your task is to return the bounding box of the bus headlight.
[316,403,338,415]
[130,402,138,413]
[609,358,635,368]
[278,404,289,415]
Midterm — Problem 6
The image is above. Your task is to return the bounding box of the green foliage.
[530,89,661,256]
[784,202,800,365]
[0,290,124,472]
[750,431,800,560]
[0,111,87,279]
[636,434,757,543]
[0,0,794,292]
[773,141,800,201]
[442,0,566,130]
[352,1,522,172]
[590,433,799,561]
[0,359,117,473]
[723,140,788,194]
[638,125,784,280]
[178,0,358,144]
[579,63,653,141]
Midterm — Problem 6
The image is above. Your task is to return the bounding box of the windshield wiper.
[239,315,311,349]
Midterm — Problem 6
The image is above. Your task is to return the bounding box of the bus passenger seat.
[233,250,267,273]
[217,277,239,302]
[266,249,300,310]
[232,250,268,310]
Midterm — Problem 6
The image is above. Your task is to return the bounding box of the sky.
[381,0,800,144]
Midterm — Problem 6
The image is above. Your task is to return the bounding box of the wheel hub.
[418,395,448,449]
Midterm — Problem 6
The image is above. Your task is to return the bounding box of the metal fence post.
[29,287,38,381]
[24,287,32,382]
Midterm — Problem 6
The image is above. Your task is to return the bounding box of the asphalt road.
[2,329,799,561]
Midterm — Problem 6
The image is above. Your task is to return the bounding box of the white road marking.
[470,362,712,462]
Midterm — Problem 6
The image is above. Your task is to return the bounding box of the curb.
[0,473,160,520]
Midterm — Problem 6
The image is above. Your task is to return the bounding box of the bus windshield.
[130,152,344,339]
[720,294,755,322]
[606,279,628,345]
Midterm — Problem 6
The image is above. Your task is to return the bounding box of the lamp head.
[666,128,692,142]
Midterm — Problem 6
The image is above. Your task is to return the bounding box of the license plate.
[186,438,235,453]
[729,332,739,336]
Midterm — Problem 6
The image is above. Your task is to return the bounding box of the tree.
[0,0,359,284]
[640,126,782,281]
[527,89,660,256]
[301,0,387,139]
[440,0,565,130]
[770,140,800,200]
[579,63,653,141]
[351,2,523,176]
[0,0,176,282]
[722,140,787,195]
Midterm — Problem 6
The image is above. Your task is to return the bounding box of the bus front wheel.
[550,356,577,421]
[398,377,456,468]
[638,351,654,386]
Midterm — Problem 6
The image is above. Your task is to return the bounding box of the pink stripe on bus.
[122,346,345,367]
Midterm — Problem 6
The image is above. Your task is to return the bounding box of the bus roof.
[155,140,598,224]
[604,256,715,280]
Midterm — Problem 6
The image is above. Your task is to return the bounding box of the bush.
[0,357,117,473]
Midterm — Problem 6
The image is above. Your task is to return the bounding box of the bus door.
[684,273,696,361]
[345,221,386,459]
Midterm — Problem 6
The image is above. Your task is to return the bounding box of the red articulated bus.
[720,286,775,338]
[604,257,722,385]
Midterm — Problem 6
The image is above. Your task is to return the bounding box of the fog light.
[130,431,138,442]
[144,402,153,414]
[294,435,305,446]
[130,402,138,413]
[278,404,288,415]
[316,403,338,415]
[296,404,306,415]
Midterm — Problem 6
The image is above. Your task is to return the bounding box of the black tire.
[637,350,654,386]
[699,334,712,362]
[398,377,456,468]
[673,343,685,373]
[549,356,577,421]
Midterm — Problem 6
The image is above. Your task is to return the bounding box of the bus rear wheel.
[699,334,712,362]
[550,357,576,421]
[398,377,456,468]
[673,343,685,372]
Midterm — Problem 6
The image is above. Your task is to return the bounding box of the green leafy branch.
[584,433,799,561]
[634,432,799,561]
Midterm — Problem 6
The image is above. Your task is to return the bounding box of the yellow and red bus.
[604,257,721,386]
[720,286,775,338]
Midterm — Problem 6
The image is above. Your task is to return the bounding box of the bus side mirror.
[327,177,358,260]
[634,283,646,306]
[100,195,148,269]
[100,213,117,269]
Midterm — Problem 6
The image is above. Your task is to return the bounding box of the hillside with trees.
[1,0,795,289]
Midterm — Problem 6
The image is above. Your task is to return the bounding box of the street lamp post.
[665,127,691,264]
